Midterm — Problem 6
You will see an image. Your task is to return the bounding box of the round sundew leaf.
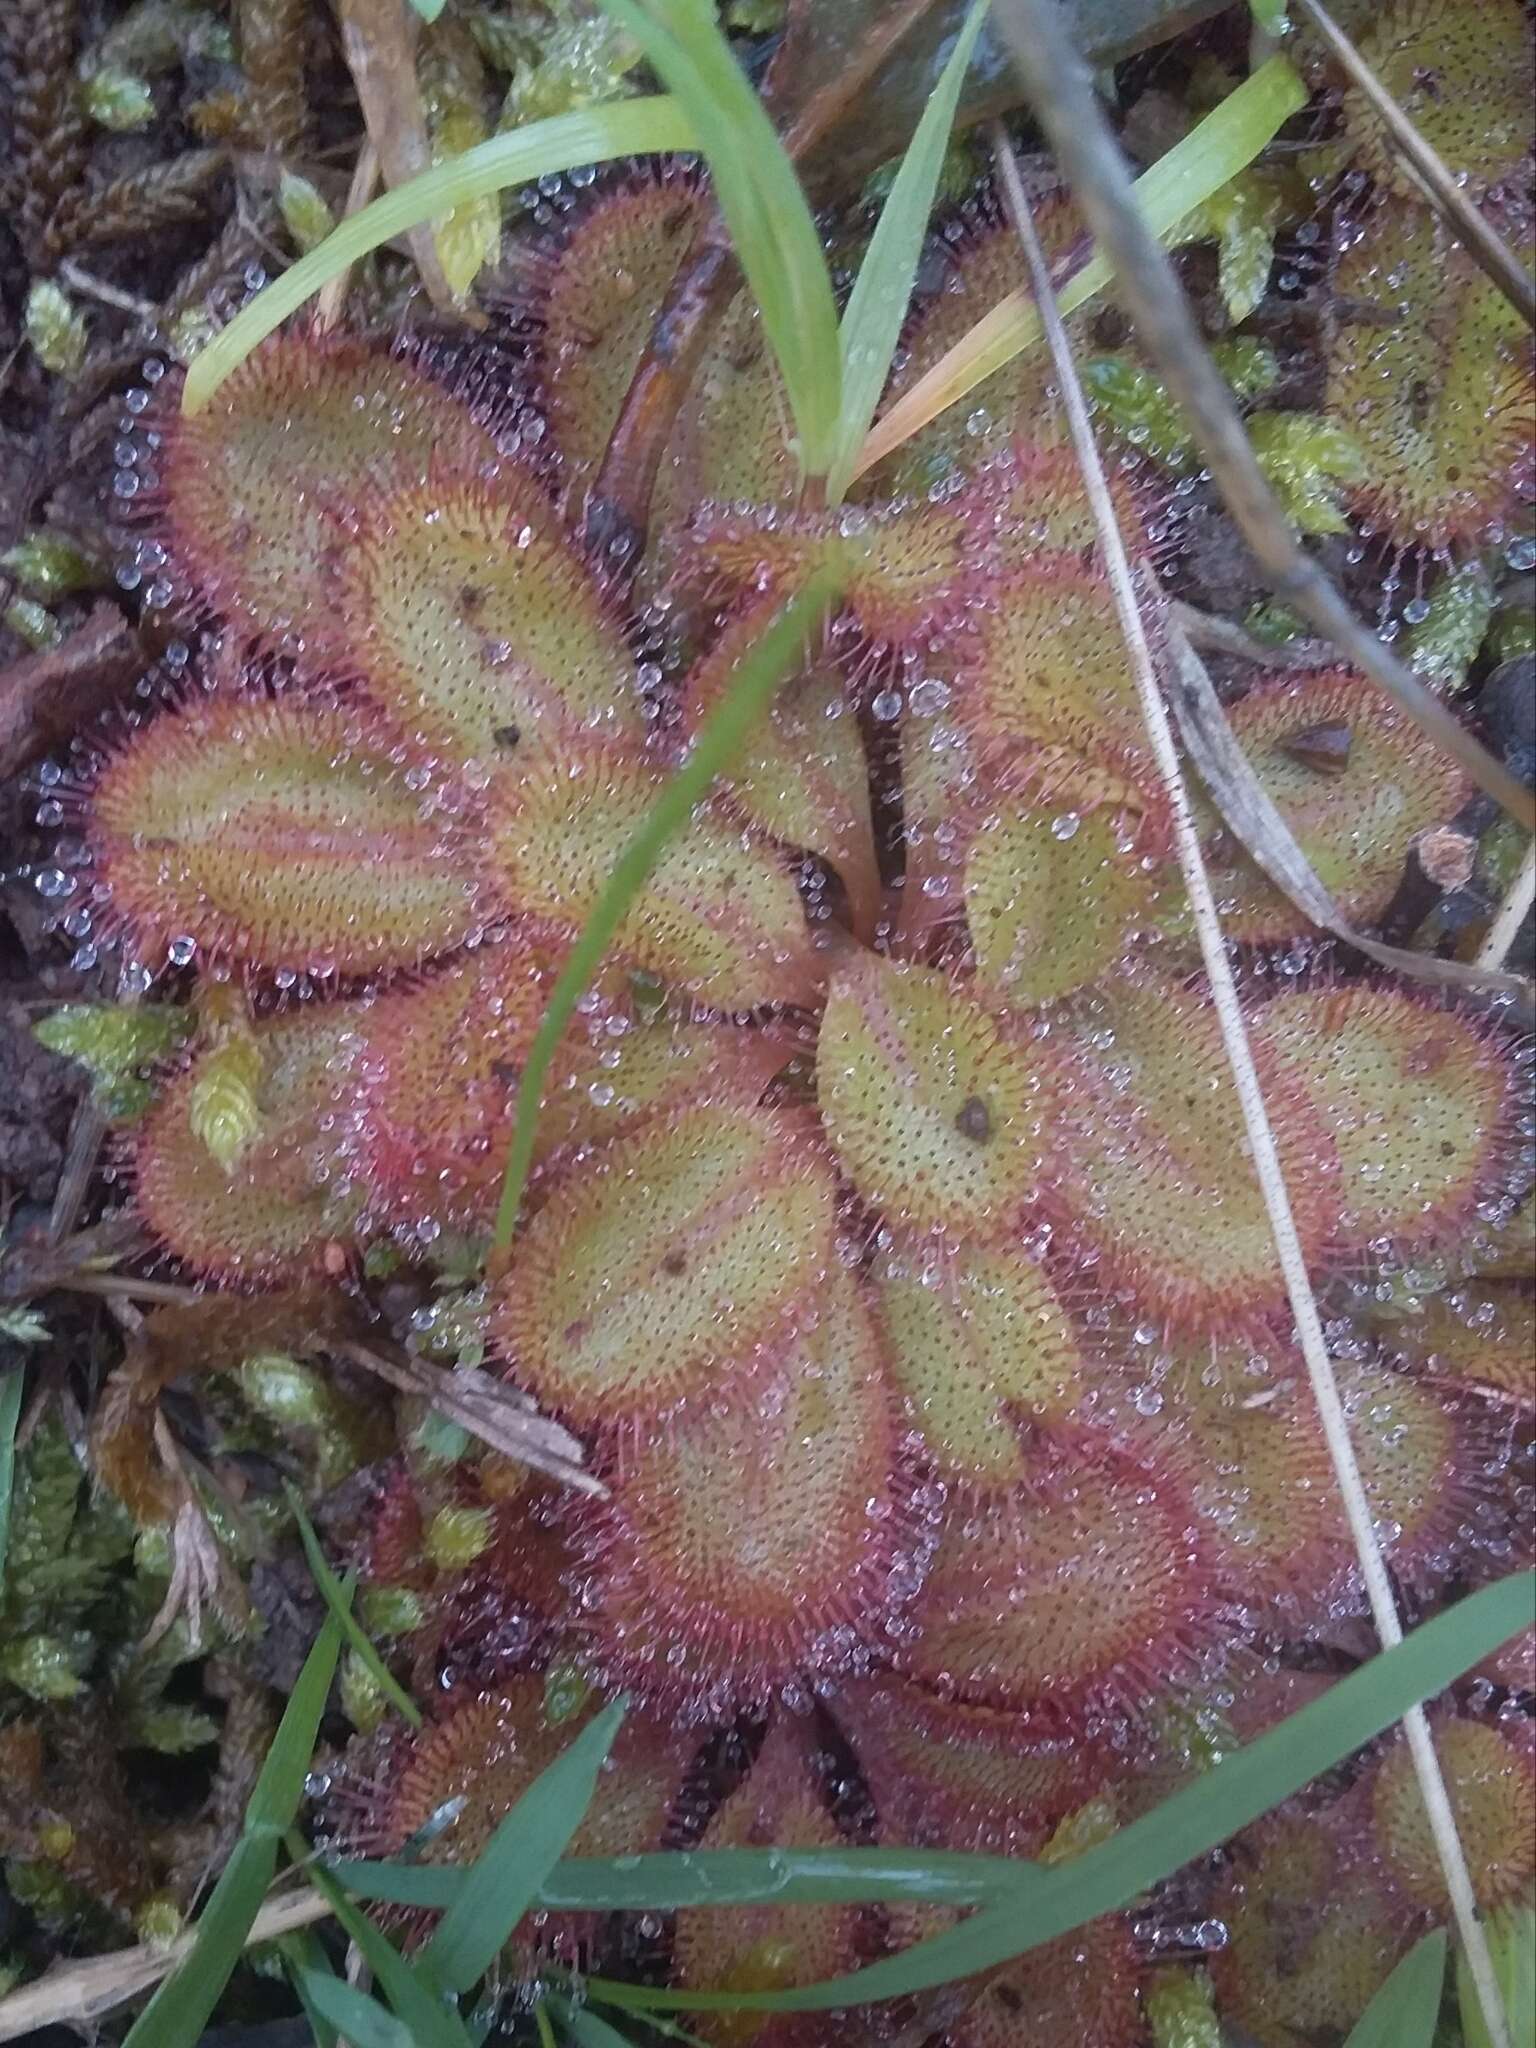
[350,937,585,1239]
[872,1240,1086,1488]
[828,1677,1103,1859]
[537,1014,798,1159]
[1336,0,1534,199]
[487,743,820,1010]
[965,437,1154,563]
[1251,985,1521,1262]
[950,563,1173,855]
[816,953,1049,1241]
[684,494,983,657]
[1336,1359,1485,1589]
[896,704,978,951]
[653,292,799,534]
[1366,1714,1535,1918]
[671,1717,863,2035]
[570,1268,910,1717]
[946,1914,1146,2048]
[1166,667,1471,947]
[1210,1810,1408,2048]
[155,334,503,635]
[329,472,644,759]
[1379,1283,1535,1409]
[1146,1346,1347,1620]
[965,804,1155,1005]
[680,610,878,937]
[893,1430,1228,1726]
[135,1007,367,1284]
[1042,977,1340,1336]
[1324,209,1533,550]
[334,1676,690,1959]
[533,174,707,488]
[88,692,482,975]
[866,194,1085,496]
[488,1102,838,1428]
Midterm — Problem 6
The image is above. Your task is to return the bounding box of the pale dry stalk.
[988,115,1513,2048]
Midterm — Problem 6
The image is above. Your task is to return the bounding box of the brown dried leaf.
[1,0,90,266]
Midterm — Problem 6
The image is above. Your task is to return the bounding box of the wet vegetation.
[0,0,1532,2042]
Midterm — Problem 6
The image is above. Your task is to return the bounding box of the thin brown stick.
[314,138,381,332]
[988,117,1513,2048]
[1477,839,1536,971]
[1296,0,1535,328]
[334,0,457,314]
[0,1888,332,2041]
[988,0,1534,833]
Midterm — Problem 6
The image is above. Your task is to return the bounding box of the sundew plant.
[10,0,1535,2043]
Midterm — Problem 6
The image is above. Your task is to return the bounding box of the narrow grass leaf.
[299,1973,416,2048]
[182,97,698,414]
[555,1998,646,2048]
[851,53,1307,479]
[827,0,990,501]
[593,0,842,476]
[584,1570,1535,2012]
[1460,1907,1535,2048]
[288,1488,422,1728]
[302,1851,473,2048]
[0,1369,23,1601]
[121,1595,351,2048]
[492,568,841,1248]
[277,1931,341,2048]
[331,1844,1039,1913]
[1343,1929,1446,2048]
[422,1696,627,1992]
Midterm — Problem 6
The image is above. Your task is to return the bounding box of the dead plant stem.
[1476,838,1536,971]
[988,118,1513,2048]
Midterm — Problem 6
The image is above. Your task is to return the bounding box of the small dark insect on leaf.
[493,724,521,750]
[1280,720,1353,775]
[954,1094,993,1143]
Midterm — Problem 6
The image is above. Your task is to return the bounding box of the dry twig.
[0,1888,331,2041]
[988,107,1513,2048]
[988,0,1534,834]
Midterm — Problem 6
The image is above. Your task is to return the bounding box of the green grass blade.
[330,1844,1038,1913]
[491,567,841,1249]
[277,1931,341,2048]
[288,1488,422,1729]
[182,96,698,414]
[826,0,990,502]
[298,1973,416,2048]
[422,1696,626,1992]
[0,1368,24,1601]
[1342,1929,1446,2048]
[1460,1906,1534,2048]
[593,0,842,477]
[555,1999,646,2048]
[121,1595,352,2048]
[583,1570,1536,2013]
[853,53,1307,479]
[302,1851,473,2048]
